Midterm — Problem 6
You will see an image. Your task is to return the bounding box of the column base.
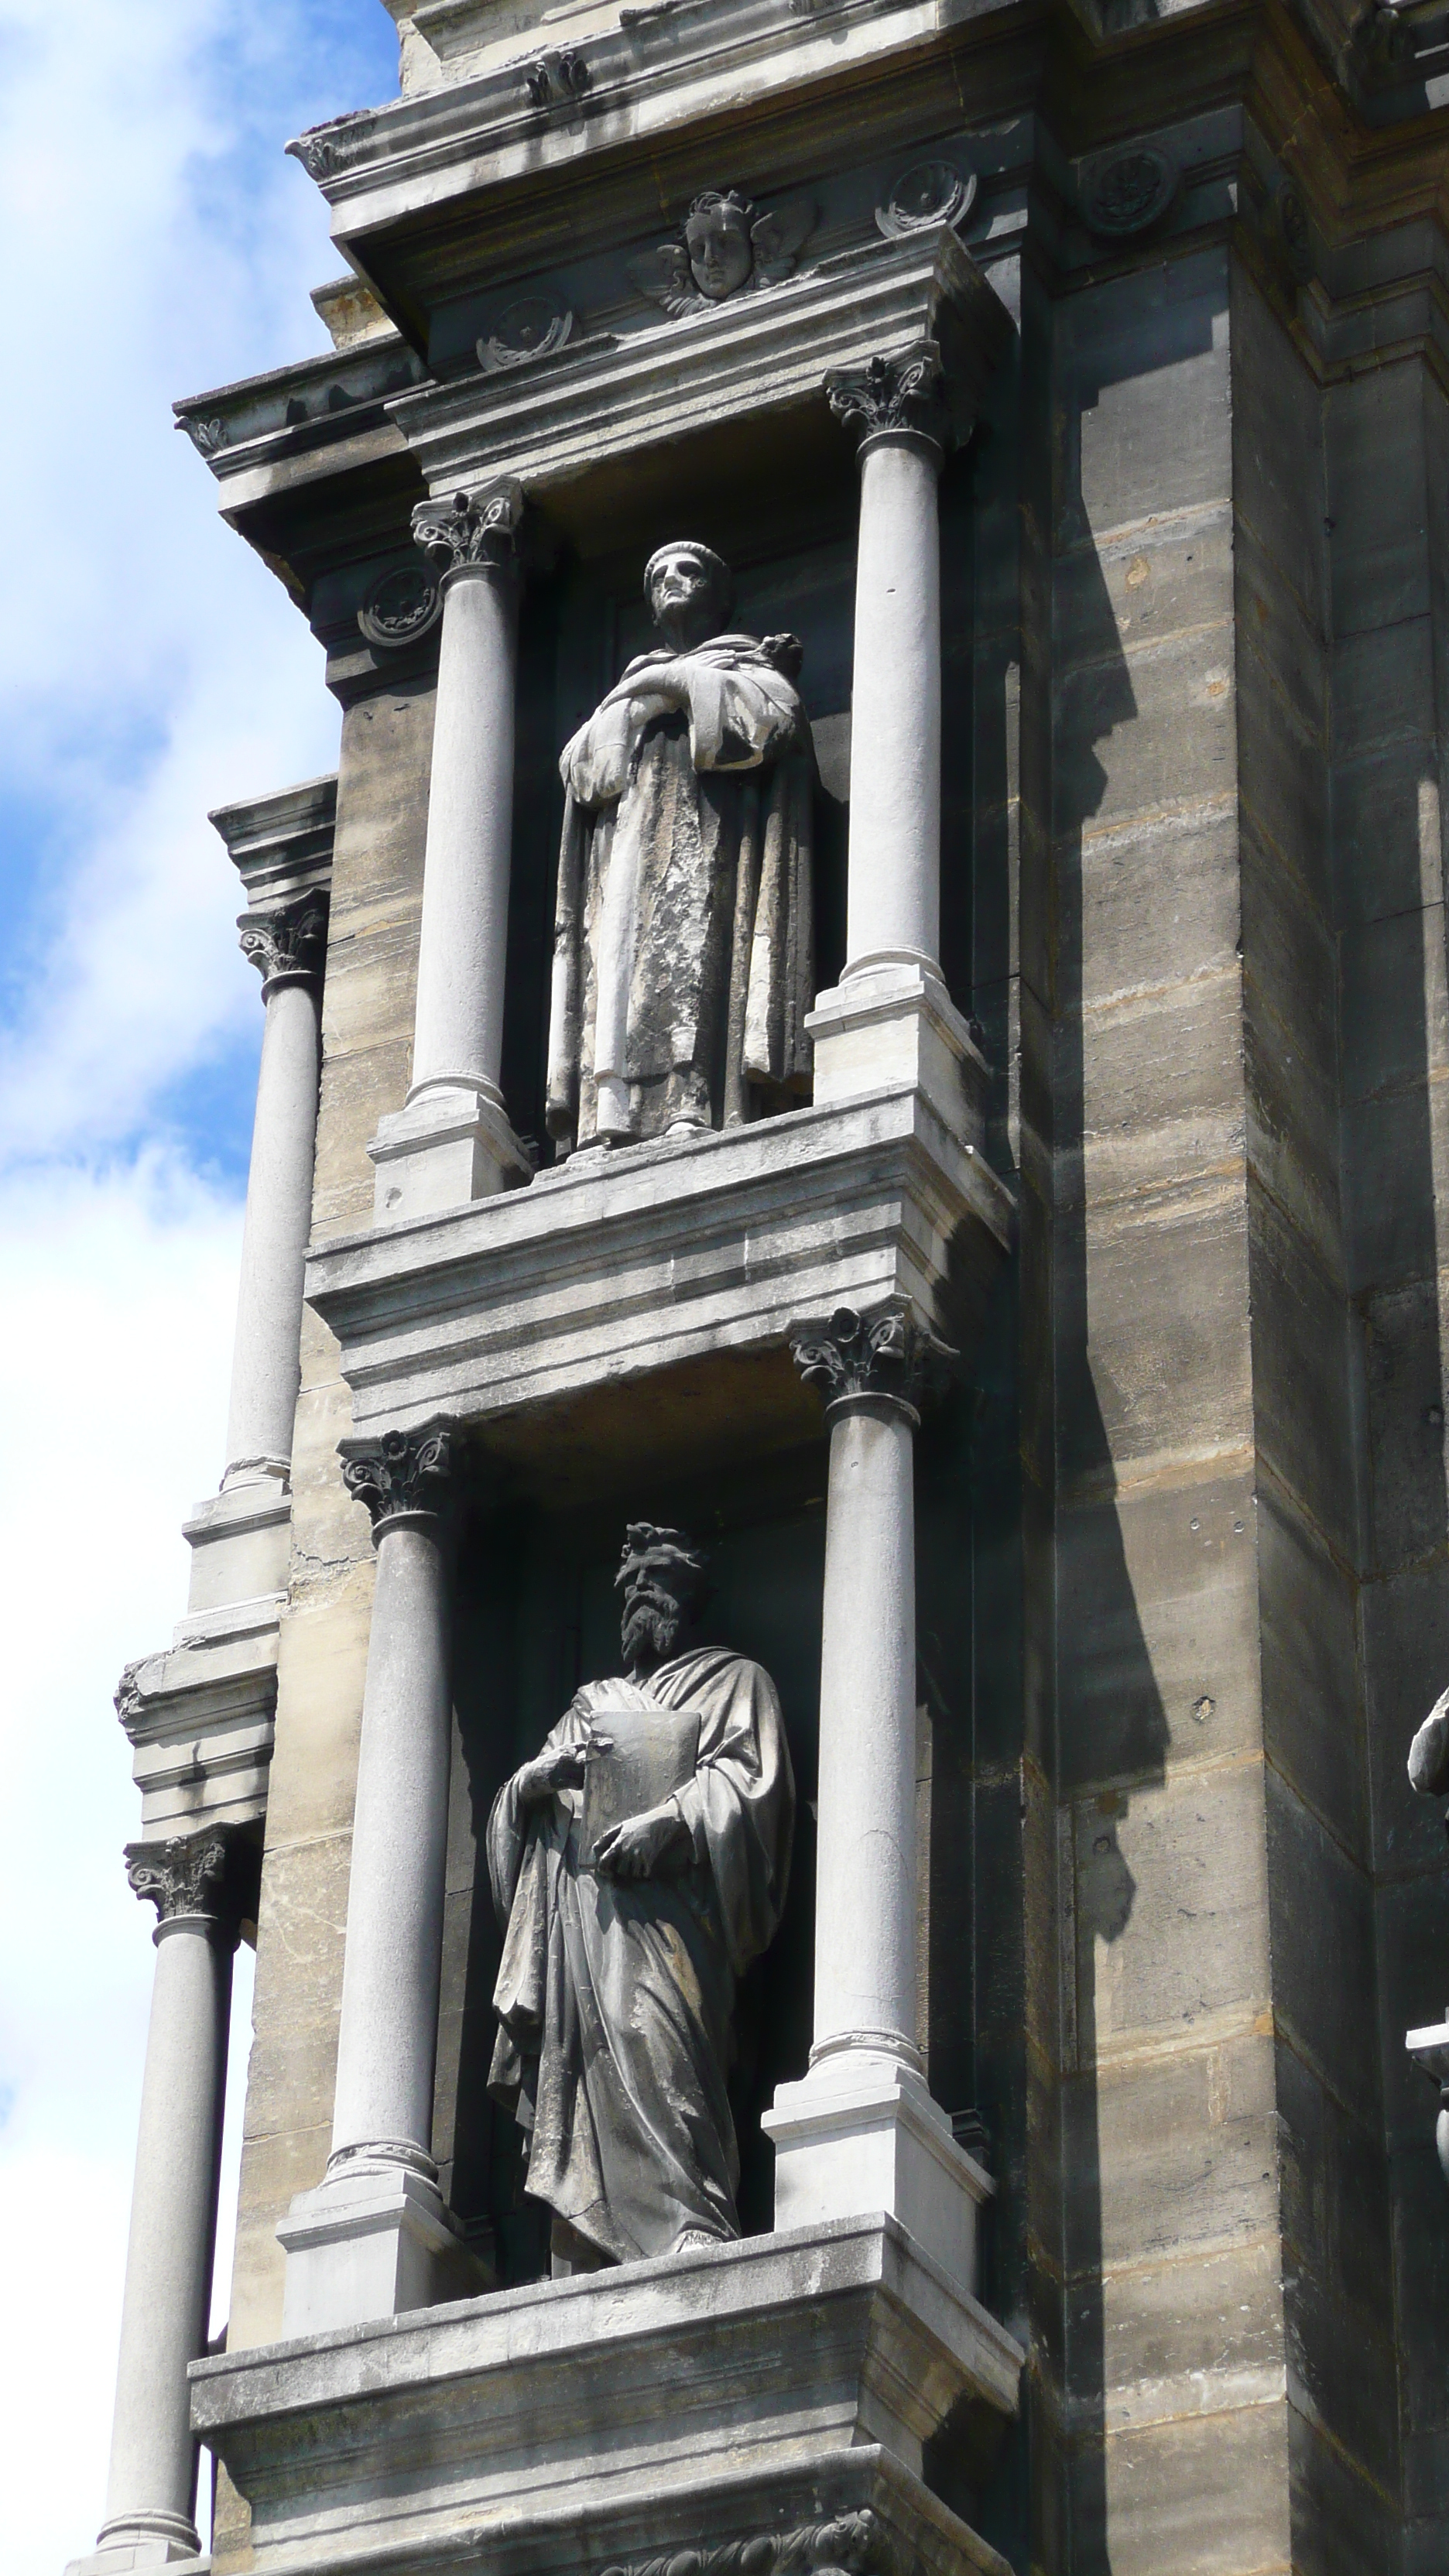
[278,2157,492,2336]
[369,1084,529,1223]
[67,2512,203,2571]
[762,2054,992,2297]
[807,964,988,1152]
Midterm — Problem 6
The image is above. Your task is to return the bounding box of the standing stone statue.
[486,1522,795,2269]
[545,541,815,1153]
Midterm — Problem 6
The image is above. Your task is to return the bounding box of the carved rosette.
[791,1300,955,1422]
[824,340,950,457]
[125,1831,237,1935]
[412,481,524,581]
[601,2508,895,2576]
[238,890,329,995]
[341,1423,453,1532]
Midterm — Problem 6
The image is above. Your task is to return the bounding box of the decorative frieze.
[602,2509,893,2576]
[237,890,329,993]
[627,188,815,317]
[824,341,949,454]
[341,1423,453,1529]
[791,1300,954,1419]
[412,481,523,576]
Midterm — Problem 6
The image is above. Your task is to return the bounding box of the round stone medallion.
[1081,146,1178,239]
[875,159,978,240]
[358,562,443,652]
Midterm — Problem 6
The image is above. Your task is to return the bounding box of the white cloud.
[0,0,396,2563]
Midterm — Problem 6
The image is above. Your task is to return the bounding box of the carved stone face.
[616,1530,702,1671]
[646,547,725,648]
[683,199,752,300]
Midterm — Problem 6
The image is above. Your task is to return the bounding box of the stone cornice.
[211,775,337,913]
[390,229,1011,498]
[173,336,426,487]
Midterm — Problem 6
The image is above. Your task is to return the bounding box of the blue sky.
[0,2,398,2562]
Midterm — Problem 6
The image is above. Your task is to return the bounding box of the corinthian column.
[223,892,327,1489]
[762,1303,993,2295]
[825,344,950,986]
[279,1424,482,2333]
[80,1831,249,2571]
[369,485,530,1222]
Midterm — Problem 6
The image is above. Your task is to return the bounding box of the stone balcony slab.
[305,1079,1012,1485]
[192,2214,1023,2576]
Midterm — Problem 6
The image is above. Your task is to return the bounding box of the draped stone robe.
[486,1649,795,2263]
[546,636,815,1149]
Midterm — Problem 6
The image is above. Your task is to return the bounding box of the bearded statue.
[486,1522,795,2271]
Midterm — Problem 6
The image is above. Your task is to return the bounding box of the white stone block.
[807,968,988,1153]
[277,2162,473,2337]
[762,2057,993,2299]
[369,1083,529,1221]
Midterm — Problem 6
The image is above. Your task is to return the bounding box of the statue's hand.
[594,1804,689,1880]
[518,1729,614,1805]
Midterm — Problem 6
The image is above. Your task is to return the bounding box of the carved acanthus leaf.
[791,1301,955,1413]
[125,1831,231,1924]
[341,1423,453,1527]
[824,341,950,451]
[601,2507,896,2576]
[238,891,329,992]
[413,481,525,576]
[114,1658,149,1725]
[523,44,590,104]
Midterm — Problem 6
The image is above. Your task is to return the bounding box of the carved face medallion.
[683,200,753,300]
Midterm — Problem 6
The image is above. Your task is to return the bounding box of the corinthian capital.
[126,1830,238,1930]
[341,1422,453,1530]
[413,481,524,577]
[238,890,329,994]
[791,1300,954,1420]
[824,340,950,454]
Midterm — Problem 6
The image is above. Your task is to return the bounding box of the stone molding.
[340,1423,454,1529]
[125,1828,238,1930]
[238,890,330,995]
[791,1300,955,1422]
[387,229,1009,503]
[210,773,336,914]
[602,2510,893,2576]
[824,341,950,457]
[412,480,524,576]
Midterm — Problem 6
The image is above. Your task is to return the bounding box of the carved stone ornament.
[875,159,978,240]
[824,340,950,452]
[358,562,443,651]
[791,1300,956,1416]
[183,415,228,456]
[238,890,329,992]
[1273,183,1314,283]
[478,292,575,373]
[341,1423,453,1528]
[1080,145,1178,240]
[627,189,815,318]
[288,130,341,181]
[114,1658,148,1725]
[601,2509,895,2576]
[524,45,589,105]
[125,1831,231,1926]
[412,481,524,577]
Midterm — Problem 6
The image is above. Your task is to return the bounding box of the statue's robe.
[486,1649,795,2264]
[546,635,814,1150]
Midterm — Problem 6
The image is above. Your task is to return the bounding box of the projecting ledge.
[306,1075,1012,1480]
[191,2215,1023,2576]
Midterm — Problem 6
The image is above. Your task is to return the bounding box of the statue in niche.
[486,1522,795,2270]
[545,540,815,1152]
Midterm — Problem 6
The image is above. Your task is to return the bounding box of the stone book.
[579,1703,702,1866]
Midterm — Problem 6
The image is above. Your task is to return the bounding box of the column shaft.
[330,1516,453,2160]
[812,1398,919,2064]
[99,1920,231,2556]
[844,433,943,978]
[224,975,321,1485]
[409,564,517,1108]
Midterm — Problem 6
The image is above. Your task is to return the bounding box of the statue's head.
[683,188,754,300]
[616,1521,709,1672]
[644,540,732,650]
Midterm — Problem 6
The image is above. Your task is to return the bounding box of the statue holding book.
[486,1522,795,2270]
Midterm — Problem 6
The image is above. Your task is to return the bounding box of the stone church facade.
[66,0,1449,2565]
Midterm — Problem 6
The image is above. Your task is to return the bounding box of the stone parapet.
[192,2215,1023,2576]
